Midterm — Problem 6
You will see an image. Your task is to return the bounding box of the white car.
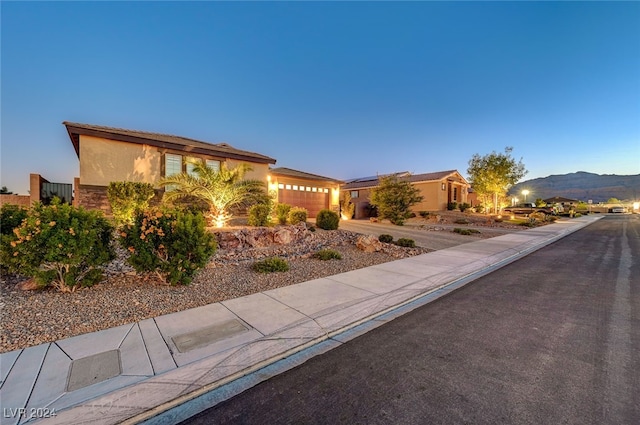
[610,206,626,213]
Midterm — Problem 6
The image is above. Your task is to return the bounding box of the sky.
[2,1,639,195]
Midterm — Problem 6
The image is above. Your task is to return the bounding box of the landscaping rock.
[17,279,40,291]
[356,234,383,253]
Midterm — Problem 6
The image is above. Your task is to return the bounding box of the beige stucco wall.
[226,159,270,182]
[79,135,162,187]
[411,182,446,211]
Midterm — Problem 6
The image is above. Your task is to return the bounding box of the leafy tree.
[467,147,527,214]
[159,160,267,227]
[369,175,423,225]
[0,186,13,194]
[340,191,355,220]
[607,197,621,204]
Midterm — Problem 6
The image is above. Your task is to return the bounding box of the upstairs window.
[206,159,221,172]
[165,153,182,191]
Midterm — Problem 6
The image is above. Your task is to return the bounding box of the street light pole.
[522,189,529,203]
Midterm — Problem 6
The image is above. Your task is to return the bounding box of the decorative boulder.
[356,234,383,253]
[274,228,293,245]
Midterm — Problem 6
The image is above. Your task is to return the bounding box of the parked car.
[503,203,555,216]
[609,206,627,213]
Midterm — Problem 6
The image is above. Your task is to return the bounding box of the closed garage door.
[279,186,329,218]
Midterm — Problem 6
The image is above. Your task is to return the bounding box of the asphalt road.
[338,219,518,251]
[181,215,639,425]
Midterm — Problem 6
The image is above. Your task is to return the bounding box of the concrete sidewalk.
[0,216,601,425]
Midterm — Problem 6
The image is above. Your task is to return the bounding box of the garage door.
[279,186,329,218]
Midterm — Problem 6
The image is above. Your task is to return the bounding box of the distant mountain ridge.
[509,172,640,203]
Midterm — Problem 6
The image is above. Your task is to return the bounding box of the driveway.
[338,219,522,251]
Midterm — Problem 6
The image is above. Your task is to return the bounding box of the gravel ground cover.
[0,229,427,353]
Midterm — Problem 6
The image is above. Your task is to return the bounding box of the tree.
[340,190,355,220]
[159,160,268,227]
[369,175,423,225]
[0,186,13,194]
[467,147,527,214]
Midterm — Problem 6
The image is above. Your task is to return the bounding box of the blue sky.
[2,1,639,195]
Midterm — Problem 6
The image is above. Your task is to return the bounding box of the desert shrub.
[369,175,423,226]
[1,204,28,235]
[248,203,271,227]
[313,249,342,260]
[288,207,308,225]
[453,228,481,235]
[252,257,289,273]
[308,225,316,232]
[378,234,394,243]
[274,203,292,225]
[107,182,155,226]
[2,199,114,292]
[395,238,416,248]
[454,219,470,224]
[419,211,430,218]
[529,211,547,222]
[574,213,582,218]
[121,208,217,285]
[447,202,458,211]
[316,209,340,230]
[459,203,471,213]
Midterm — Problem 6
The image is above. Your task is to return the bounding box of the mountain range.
[509,172,640,203]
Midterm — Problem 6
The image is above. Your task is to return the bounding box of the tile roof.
[342,170,465,189]
[269,167,343,184]
[63,121,276,164]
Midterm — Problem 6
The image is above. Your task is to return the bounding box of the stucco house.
[342,170,470,219]
[65,122,341,217]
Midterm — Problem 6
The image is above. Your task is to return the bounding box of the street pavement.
[181,214,639,425]
[0,215,603,424]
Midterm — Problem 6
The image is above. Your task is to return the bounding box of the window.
[278,183,285,189]
[165,154,182,177]
[205,159,220,172]
[186,158,197,177]
[293,185,298,190]
[351,190,359,199]
[312,187,317,192]
[306,186,311,191]
[286,184,292,190]
[165,154,182,191]
[324,188,329,193]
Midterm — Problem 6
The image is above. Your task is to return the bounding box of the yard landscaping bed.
[0,228,428,354]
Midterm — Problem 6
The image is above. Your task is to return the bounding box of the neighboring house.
[268,167,342,218]
[64,122,276,215]
[342,170,470,219]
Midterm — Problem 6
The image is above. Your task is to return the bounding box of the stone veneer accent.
[76,185,163,217]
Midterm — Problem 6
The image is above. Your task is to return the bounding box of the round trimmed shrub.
[288,207,308,225]
[252,257,289,273]
[313,249,342,260]
[395,238,416,248]
[248,203,271,227]
[378,234,394,243]
[274,203,292,225]
[316,209,339,230]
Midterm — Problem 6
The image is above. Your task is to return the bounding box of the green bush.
[454,219,470,224]
[252,257,289,273]
[418,211,430,218]
[121,208,217,285]
[1,199,114,292]
[395,238,416,248]
[369,175,423,226]
[316,209,340,230]
[447,202,458,211]
[313,249,342,261]
[248,203,271,226]
[288,207,308,225]
[107,182,156,226]
[1,204,28,235]
[453,228,481,235]
[378,234,394,243]
[274,203,292,225]
[459,203,471,213]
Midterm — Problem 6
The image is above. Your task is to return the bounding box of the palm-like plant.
[159,160,268,227]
